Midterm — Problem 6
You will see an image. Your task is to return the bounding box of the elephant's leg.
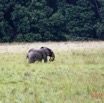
[38,59,42,62]
[29,59,35,63]
[29,55,38,63]
[43,54,48,63]
[44,58,47,62]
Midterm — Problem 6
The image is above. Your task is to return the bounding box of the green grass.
[0,49,104,103]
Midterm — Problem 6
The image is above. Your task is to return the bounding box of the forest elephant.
[26,47,55,63]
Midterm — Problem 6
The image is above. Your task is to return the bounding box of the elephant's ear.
[46,48,55,57]
[40,47,49,55]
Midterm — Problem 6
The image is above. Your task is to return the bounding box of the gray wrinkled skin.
[27,47,55,63]
[27,48,47,63]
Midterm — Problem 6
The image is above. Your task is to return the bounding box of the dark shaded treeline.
[0,0,104,42]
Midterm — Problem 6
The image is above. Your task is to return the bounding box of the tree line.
[0,0,104,42]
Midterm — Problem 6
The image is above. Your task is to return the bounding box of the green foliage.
[0,0,104,42]
[95,22,104,39]
[15,33,42,42]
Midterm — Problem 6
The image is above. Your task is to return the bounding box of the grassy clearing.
[0,48,104,103]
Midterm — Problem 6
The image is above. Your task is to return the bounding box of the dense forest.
[0,0,104,42]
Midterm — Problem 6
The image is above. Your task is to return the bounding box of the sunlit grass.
[0,48,104,103]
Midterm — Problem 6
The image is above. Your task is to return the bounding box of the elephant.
[26,47,55,63]
[40,47,55,61]
[26,48,47,63]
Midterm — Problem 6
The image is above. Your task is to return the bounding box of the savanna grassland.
[0,41,104,103]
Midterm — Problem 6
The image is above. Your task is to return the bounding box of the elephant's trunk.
[49,52,55,61]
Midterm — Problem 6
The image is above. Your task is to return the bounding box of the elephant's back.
[28,51,41,59]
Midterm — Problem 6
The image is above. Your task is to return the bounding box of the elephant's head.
[40,47,55,61]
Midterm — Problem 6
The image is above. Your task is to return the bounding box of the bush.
[15,33,42,42]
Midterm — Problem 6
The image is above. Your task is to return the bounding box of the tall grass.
[0,48,104,103]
